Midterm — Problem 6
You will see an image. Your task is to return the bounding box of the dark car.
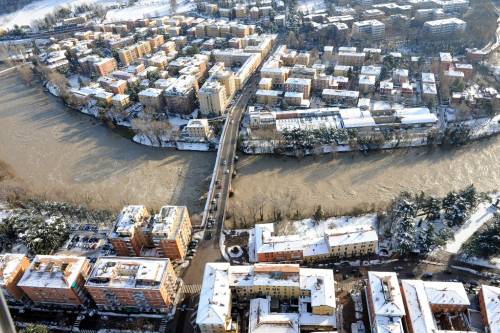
[422,272,433,280]
[205,232,212,240]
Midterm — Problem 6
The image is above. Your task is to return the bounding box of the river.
[0,72,215,214]
[229,136,500,225]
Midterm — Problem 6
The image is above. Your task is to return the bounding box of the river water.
[230,134,500,222]
[0,72,215,214]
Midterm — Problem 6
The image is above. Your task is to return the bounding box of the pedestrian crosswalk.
[182,284,202,294]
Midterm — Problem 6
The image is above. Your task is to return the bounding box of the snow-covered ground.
[104,0,194,21]
[445,193,499,253]
[296,0,325,14]
[0,0,118,28]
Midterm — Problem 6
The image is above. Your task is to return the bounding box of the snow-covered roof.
[113,205,149,236]
[400,280,437,333]
[481,285,500,333]
[18,255,87,289]
[422,73,435,84]
[196,263,232,328]
[342,115,376,128]
[0,254,26,286]
[326,225,378,247]
[249,298,299,333]
[300,268,336,309]
[424,281,470,306]
[368,271,405,318]
[86,257,170,289]
[151,205,187,239]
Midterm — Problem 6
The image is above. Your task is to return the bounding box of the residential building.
[424,18,466,37]
[322,89,360,106]
[479,285,500,333]
[0,254,30,303]
[17,255,91,307]
[109,205,192,260]
[196,263,336,333]
[94,57,118,76]
[138,88,164,111]
[254,222,378,263]
[164,75,198,114]
[401,279,471,333]
[85,257,178,312]
[352,19,385,40]
[112,94,131,110]
[285,77,312,100]
[186,119,210,139]
[199,81,227,115]
[256,89,281,105]
[366,271,406,333]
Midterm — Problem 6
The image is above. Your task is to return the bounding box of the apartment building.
[479,285,500,333]
[164,75,198,115]
[85,257,178,312]
[138,88,164,111]
[401,279,471,333]
[338,51,366,66]
[109,205,192,260]
[256,89,281,105]
[199,81,227,115]
[285,77,312,100]
[254,223,378,263]
[112,94,131,110]
[186,119,210,139]
[150,206,192,260]
[366,271,406,333]
[196,263,336,333]
[94,57,118,76]
[17,255,91,307]
[0,254,30,303]
[322,89,360,106]
[352,19,385,40]
[424,18,466,37]
[118,41,153,66]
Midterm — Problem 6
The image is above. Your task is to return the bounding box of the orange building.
[0,253,30,303]
[94,57,117,76]
[17,255,91,307]
[109,205,192,260]
[85,257,178,312]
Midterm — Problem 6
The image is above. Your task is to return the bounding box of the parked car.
[422,272,433,280]
[205,232,212,240]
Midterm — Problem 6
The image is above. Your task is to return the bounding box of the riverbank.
[0,72,215,214]
[227,134,500,227]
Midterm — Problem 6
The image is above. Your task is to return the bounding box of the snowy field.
[0,0,118,28]
[296,0,326,14]
[104,0,194,22]
[0,0,194,28]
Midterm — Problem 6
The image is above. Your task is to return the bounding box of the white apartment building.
[424,18,466,36]
[352,20,385,40]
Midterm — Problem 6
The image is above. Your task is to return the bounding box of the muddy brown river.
[0,72,215,214]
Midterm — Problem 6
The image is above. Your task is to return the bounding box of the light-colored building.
[338,52,365,66]
[352,19,385,40]
[401,279,471,333]
[112,94,131,109]
[85,257,178,312]
[199,81,228,115]
[479,285,500,333]
[285,77,312,100]
[424,18,466,37]
[322,89,359,106]
[196,263,336,333]
[186,119,210,139]
[256,89,281,105]
[366,271,406,333]
[0,254,30,303]
[164,75,198,115]
[17,255,91,307]
[138,88,164,111]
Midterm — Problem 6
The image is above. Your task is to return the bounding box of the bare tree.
[17,64,33,86]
